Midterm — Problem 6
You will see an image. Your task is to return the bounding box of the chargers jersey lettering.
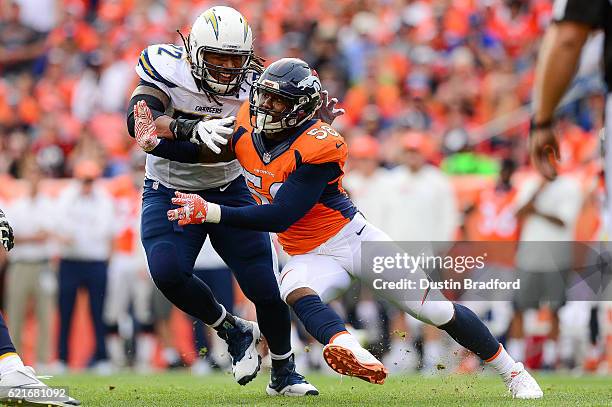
[231,102,357,255]
[135,44,255,190]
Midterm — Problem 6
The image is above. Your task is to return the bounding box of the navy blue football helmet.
[249,58,323,133]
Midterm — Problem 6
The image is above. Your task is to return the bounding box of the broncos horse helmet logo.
[297,74,321,93]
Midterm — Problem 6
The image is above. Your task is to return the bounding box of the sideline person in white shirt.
[343,135,395,232]
[385,132,459,373]
[508,173,583,367]
[386,132,459,242]
[54,160,116,373]
[3,158,55,371]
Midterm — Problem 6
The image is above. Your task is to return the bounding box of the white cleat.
[266,355,319,397]
[322,332,388,384]
[218,317,262,385]
[505,363,543,399]
[0,366,81,406]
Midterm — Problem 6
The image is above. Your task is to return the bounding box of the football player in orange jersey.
[135,58,543,398]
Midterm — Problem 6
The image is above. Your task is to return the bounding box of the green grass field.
[33,371,612,406]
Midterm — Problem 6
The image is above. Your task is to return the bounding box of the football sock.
[542,339,558,366]
[136,334,155,367]
[292,295,347,345]
[0,353,24,375]
[106,335,125,366]
[210,305,237,331]
[439,303,500,360]
[270,352,293,370]
[163,347,180,365]
[423,340,443,370]
[254,299,292,358]
[485,345,516,381]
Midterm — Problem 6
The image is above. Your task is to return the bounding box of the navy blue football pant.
[141,176,292,357]
[58,259,108,363]
[191,267,234,356]
[0,313,16,356]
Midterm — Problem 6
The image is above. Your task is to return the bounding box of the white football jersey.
[135,43,252,190]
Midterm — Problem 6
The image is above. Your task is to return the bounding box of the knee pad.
[402,299,455,327]
[147,242,186,289]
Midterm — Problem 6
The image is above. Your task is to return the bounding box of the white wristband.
[206,203,221,224]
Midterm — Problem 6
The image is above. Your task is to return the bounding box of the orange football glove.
[167,191,209,226]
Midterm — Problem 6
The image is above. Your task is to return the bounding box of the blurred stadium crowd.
[0,0,610,376]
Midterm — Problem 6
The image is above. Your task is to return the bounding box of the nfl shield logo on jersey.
[263,152,271,164]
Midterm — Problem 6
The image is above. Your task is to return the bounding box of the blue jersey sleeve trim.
[231,126,248,152]
[139,49,177,89]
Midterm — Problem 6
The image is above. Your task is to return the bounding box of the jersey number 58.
[307,125,339,140]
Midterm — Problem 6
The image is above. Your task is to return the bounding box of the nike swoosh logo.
[336,142,344,149]
[219,183,231,192]
[356,225,366,236]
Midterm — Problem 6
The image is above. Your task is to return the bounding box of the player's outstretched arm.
[530,21,591,180]
[127,82,233,154]
[127,82,173,139]
[0,209,15,251]
[133,100,236,163]
[167,163,341,231]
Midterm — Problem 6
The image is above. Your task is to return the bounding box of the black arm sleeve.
[220,162,342,232]
[148,139,236,163]
[149,139,202,163]
[126,81,168,138]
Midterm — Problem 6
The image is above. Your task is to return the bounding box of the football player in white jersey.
[125,6,343,395]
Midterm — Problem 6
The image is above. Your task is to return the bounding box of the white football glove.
[190,117,235,154]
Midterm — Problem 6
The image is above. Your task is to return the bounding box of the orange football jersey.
[467,186,519,267]
[231,102,355,255]
[108,174,142,254]
[471,187,519,242]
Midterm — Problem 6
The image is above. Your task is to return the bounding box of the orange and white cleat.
[322,332,388,384]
